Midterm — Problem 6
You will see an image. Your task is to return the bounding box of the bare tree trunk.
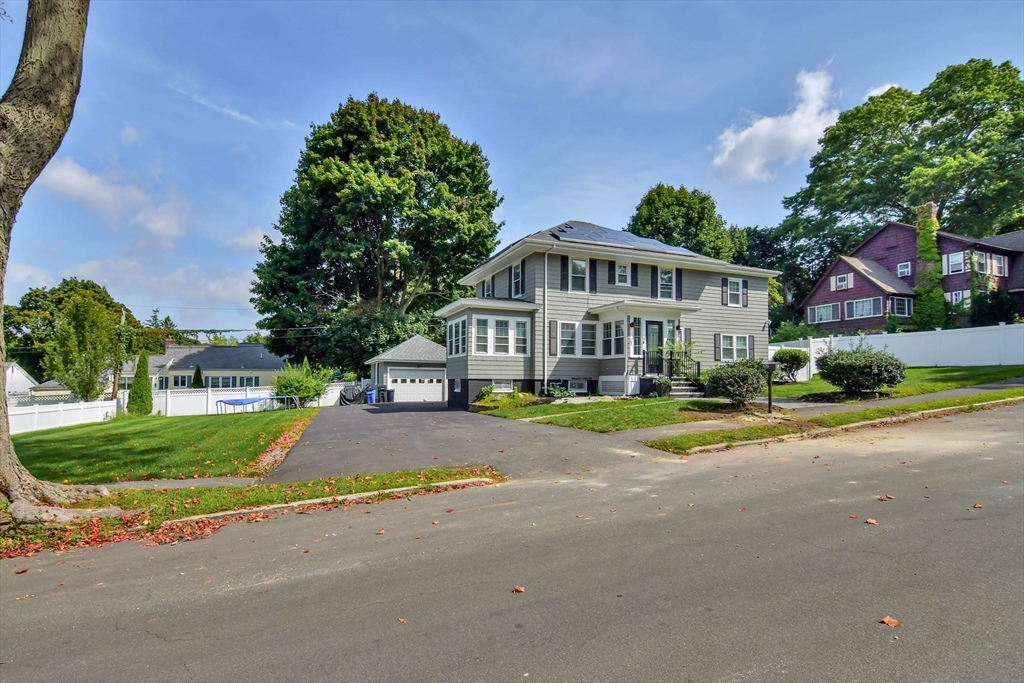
[1,0,122,524]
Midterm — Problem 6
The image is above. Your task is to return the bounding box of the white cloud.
[38,158,189,248]
[225,227,270,251]
[6,262,53,289]
[167,84,260,126]
[866,82,899,99]
[712,69,840,183]
[120,124,140,145]
[65,260,254,310]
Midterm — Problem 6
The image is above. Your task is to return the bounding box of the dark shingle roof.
[124,344,287,375]
[538,221,706,258]
[839,256,916,296]
[975,230,1024,253]
[1008,256,1024,293]
[365,335,446,365]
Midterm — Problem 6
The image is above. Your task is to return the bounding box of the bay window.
[495,320,510,354]
[475,318,489,353]
[581,323,597,356]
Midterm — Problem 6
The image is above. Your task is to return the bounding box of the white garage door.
[389,368,445,402]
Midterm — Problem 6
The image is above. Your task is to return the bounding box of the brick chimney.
[164,336,174,353]
[916,201,938,222]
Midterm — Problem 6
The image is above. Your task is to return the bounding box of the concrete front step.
[671,391,705,399]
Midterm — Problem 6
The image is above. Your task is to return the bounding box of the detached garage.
[366,335,447,403]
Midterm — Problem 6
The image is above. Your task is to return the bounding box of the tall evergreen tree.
[125,349,153,416]
[191,365,205,388]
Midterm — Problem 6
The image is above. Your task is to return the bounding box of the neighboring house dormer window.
[571,259,587,291]
[897,262,912,277]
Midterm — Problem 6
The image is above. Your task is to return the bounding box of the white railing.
[8,399,117,435]
[769,322,1024,382]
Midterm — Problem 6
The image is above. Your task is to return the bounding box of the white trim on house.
[720,333,750,361]
[446,317,468,357]
[726,277,743,306]
[807,302,841,324]
[897,261,912,277]
[615,263,630,286]
[471,314,531,356]
[587,299,700,316]
[434,298,540,318]
[845,296,883,320]
[890,296,913,317]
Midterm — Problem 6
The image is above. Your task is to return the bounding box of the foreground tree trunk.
[1,0,122,524]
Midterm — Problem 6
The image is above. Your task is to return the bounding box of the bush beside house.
[125,350,153,415]
[772,349,810,382]
[816,346,907,394]
[707,358,767,406]
[272,358,333,406]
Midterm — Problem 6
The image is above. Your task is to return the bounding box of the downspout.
[542,246,555,391]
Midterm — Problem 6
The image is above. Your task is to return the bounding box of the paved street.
[1,404,1022,682]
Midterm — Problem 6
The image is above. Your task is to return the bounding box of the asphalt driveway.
[262,402,663,483]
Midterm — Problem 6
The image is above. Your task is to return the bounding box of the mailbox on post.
[763,361,780,414]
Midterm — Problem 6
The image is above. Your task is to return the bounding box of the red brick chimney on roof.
[165,337,174,353]
[916,201,938,222]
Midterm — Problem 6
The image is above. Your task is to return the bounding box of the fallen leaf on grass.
[398,618,407,624]
[12,569,27,575]
[881,616,902,628]
[865,518,878,525]
[375,529,385,535]
[849,514,858,519]
[973,503,983,509]
[512,585,525,593]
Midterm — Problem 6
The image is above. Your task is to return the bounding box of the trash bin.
[366,389,376,404]
[387,389,395,403]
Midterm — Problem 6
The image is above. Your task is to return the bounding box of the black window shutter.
[713,333,721,361]
[549,320,558,355]
[589,259,598,293]
[650,265,658,299]
[748,335,755,358]
[560,256,569,291]
[507,267,513,297]
[721,278,728,305]
[742,280,749,307]
[675,268,683,300]
[607,261,615,285]
[520,259,526,295]
[490,274,495,297]
[630,263,638,287]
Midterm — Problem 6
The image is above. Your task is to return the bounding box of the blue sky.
[2,0,1021,332]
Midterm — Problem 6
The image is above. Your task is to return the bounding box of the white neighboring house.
[366,334,447,402]
[123,342,288,390]
[6,362,39,394]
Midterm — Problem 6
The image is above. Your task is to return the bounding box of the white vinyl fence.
[8,399,117,435]
[132,382,355,417]
[769,322,1024,382]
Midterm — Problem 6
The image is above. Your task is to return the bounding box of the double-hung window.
[630,321,641,356]
[482,279,493,298]
[240,376,259,387]
[571,259,587,292]
[835,273,853,290]
[659,268,674,299]
[173,375,190,388]
[614,320,625,355]
[447,319,467,356]
[727,278,742,306]
[494,320,510,354]
[845,297,883,320]
[560,323,577,355]
[720,334,748,361]
[948,251,965,274]
[616,264,629,285]
[807,303,840,324]
[602,322,613,355]
[581,323,597,356]
[157,376,169,391]
[897,262,912,277]
[993,254,1008,277]
[974,252,988,275]
[947,290,971,306]
[515,321,528,355]
[512,264,523,297]
[890,297,913,317]
[475,318,489,353]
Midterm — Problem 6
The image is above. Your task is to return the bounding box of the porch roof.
[434,297,541,319]
[588,299,702,317]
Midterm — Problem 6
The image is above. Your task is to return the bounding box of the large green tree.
[41,294,116,401]
[626,183,737,261]
[252,95,501,371]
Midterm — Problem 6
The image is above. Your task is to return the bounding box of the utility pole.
[110,307,127,401]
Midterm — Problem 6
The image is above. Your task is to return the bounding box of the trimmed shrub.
[272,357,334,406]
[815,346,906,394]
[125,350,153,416]
[478,384,495,400]
[191,365,204,388]
[772,349,810,382]
[543,384,574,398]
[706,358,767,406]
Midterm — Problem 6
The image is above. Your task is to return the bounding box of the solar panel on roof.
[548,221,702,257]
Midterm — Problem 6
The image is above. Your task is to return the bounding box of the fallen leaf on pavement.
[576,515,584,518]
[877,497,888,502]
[375,529,385,535]
[13,569,27,575]
[885,494,895,500]
[738,508,746,512]
[973,503,983,509]
[849,514,858,519]
[415,536,420,539]
[881,616,902,628]
[398,618,407,624]
[15,595,31,600]
[865,518,878,525]
[303,549,310,554]
[512,586,525,593]
[687,503,694,507]
[1003,481,1011,484]
[446,509,453,513]
[432,521,439,525]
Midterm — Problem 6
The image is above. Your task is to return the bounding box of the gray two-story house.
[435,221,778,408]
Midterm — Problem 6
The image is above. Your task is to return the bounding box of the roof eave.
[434,297,542,319]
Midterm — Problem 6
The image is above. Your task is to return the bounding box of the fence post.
[206,387,212,415]
[934,328,942,367]
[998,322,1007,365]
[32,403,39,431]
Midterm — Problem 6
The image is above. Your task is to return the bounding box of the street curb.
[159,477,493,527]
[667,396,1024,457]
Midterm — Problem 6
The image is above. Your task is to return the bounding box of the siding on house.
[802,261,892,333]
[850,223,919,288]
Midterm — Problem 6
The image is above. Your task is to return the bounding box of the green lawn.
[484,397,674,420]
[771,365,1024,400]
[535,399,742,433]
[807,386,1024,428]
[12,409,319,484]
[647,424,801,455]
[2,466,496,557]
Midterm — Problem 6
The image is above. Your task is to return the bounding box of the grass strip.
[12,409,320,484]
[1,466,497,557]
[771,365,1024,401]
[486,396,675,420]
[537,399,736,432]
[808,387,1024,428]
[646,424,801,455]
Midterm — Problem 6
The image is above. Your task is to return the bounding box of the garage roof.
[366,335,446,365]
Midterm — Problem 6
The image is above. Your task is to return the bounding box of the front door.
[645,321,663,375]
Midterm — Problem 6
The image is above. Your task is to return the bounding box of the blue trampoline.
[216,395,300,414]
